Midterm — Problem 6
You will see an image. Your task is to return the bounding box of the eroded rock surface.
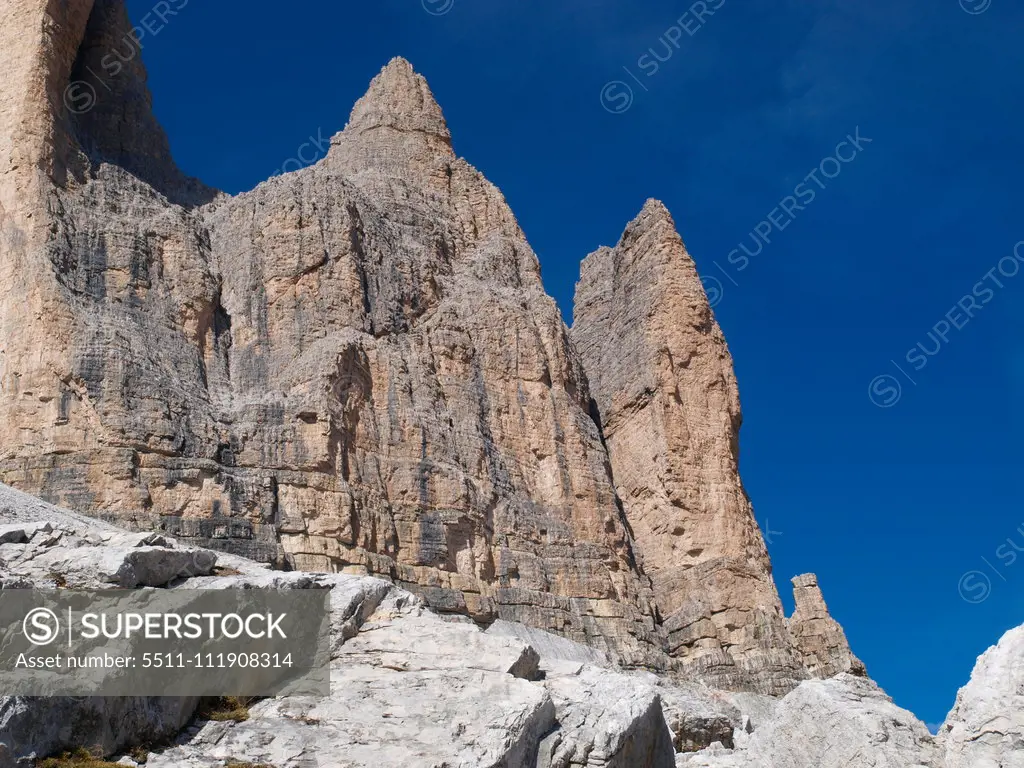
[0,3,982,740]
[0,514,219,589]
[487,618,612,668]
[1,492,1022,768]
[677,674,944,768]
[0,0,873,689]
[0,500,216,764]
[0,0,672,669]
[0,491,687,768]
[4,491,900,768]
[490,620,747,758]
[653,680,743,755]
[941,624,1024,768]
[151,593,559,768]
[1,2,1022,767]
[785,573,865,679]
[0,696,196,768]
[572,201,806,694]
[538,666,675,768]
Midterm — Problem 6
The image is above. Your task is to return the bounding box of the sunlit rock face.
[574,203,819,693]
[0,1,661,667]
[940,624,1024,768]
[0,0,858,687]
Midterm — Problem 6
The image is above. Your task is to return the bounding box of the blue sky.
[125,0,1024,725]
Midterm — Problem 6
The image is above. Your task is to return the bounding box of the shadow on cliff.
[62,0,219,208]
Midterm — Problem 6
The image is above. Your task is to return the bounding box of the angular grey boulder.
[538,666,676,768]
[0,697,196,768]
[941,624,1024,768]
[149,575,557,768]
[487,618,612,668]
[678,674,944,768]
[0,522,52,545]
[1,522,219,589]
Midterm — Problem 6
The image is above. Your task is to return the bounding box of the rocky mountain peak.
[2,3,1022,767]
[637,196,676,224]
[4,0,864,700]
[581,199,716,344]
[344,56,452,147]
[618,198,685,248]
[573,200,804,693]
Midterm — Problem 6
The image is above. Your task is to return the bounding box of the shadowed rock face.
[0,0,859,688]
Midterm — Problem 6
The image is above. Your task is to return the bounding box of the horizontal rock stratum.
[1,484,1020,767]
[4,0,855,693]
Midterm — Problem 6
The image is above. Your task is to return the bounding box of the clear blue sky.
[125,0,1024,726]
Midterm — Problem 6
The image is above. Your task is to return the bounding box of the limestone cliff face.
[197,58,668,663]
[0,0,859,687]
[0,1,660,666]
[572,202,807,693]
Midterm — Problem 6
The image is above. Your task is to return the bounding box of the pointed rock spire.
[637,197,675,224]
[615,199,695,275]
[345,57,451,146]
[572,199,808,694]
[619,198,681,238]
[787,574,866,679]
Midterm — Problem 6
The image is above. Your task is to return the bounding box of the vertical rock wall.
[572,201,806,693]
[0,1,662,667]
[0,0,862,689]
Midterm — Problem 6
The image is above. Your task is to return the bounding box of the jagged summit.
[329,56,455,178]
[573,200,819,693]
[616,198,690,256]
[3,0,860,698]
[638,197,674,221]
[345,56,452,145]
[574,200,681,309]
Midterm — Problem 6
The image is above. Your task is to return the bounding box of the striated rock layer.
[0,0,660,667]
[785,573,865,680]
[572,203,858,693]
[2,489,1022,768]
[0,0,858,689]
